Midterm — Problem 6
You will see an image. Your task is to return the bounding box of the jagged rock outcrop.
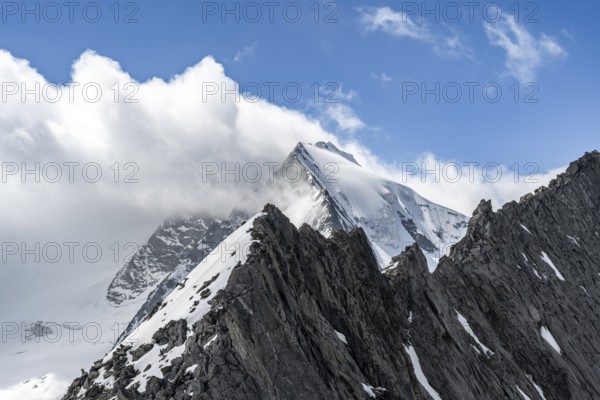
[65,205,432,399]
[106,216,216,305]
[429,150,600,399]
[64,151,600,400]
[112,212,247,344]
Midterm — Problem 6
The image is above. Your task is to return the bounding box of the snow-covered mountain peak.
[311,141,361,165]
[286,141,468,270]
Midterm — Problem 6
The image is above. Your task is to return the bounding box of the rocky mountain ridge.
[108,141,469,347]
[63,151,600,400]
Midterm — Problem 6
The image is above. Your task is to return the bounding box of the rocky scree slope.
[64,150,600,400]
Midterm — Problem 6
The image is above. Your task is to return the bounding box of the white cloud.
[0,48,566,260]
[0,49,337,218]
[323,104,365,133]
[0,48,570,292]
[234,41,257,63]
[358,6,473,59]
[484,17,566,82]
[371,72,392,85]
[400,157,565,216]
[359,6,429,40]
[340,144,565,216]
[0,49,341,322]
[560,28,575,42]
[307,83,365,133]
[436,29,473,60]
[336,84,359,102]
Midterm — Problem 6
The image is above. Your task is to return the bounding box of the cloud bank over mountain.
[0,49,562,308]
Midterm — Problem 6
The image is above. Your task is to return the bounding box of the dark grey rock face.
[427,150,600,400]
[64,151,600,400]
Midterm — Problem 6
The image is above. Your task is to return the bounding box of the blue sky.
[1,0,598,170]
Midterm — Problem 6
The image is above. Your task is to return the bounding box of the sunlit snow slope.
[286,142,468,270]
[82,214,262,395]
